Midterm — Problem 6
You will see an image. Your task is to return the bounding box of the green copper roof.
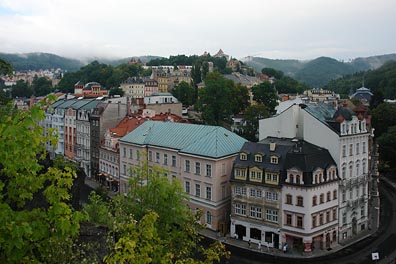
[120,121,247,158]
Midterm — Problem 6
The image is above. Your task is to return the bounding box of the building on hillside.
[230,137,339,253]
[120,77,145,104]
[74,81,108,98]
[303,88,340,107]
[226,58,242,72]
[144,92,182,116]
[214,49,230,61]
[259,103,370,243]
[350,87,373,105]
[144,79,159,97]
[119,121,247,232]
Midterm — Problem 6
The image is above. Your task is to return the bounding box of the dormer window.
[240,153,247,160]
[255,154,263,163]
[270,156,278,164]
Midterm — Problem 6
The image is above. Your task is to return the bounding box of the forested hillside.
[325,61,396,99]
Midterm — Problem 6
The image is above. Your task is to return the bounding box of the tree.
[32,76,53,96]
[371,103,396,138]
[230,84,250,115]
[251,81,279,114]
[197,72,233,125]
[84,161,229,263]
[261,67,283,79]
[109,87,125,97]
[0,97,85,263]
[0,58,14,75]
[171,81,196,106]
[377,126,396,173]
[11,79,33,98]
[239,104,270,141]
[370,89,384,109]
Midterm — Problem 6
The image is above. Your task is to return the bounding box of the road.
[223,179,396,264]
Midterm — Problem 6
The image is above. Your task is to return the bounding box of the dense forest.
[243,53,396,88]
[325,61,396,99]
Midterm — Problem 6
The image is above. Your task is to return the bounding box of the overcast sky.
[0,0,395,61]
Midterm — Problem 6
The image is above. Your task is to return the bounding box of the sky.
[0,0,395,61]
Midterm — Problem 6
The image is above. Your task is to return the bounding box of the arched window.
[356,160,360,177]
[289,174,294,184]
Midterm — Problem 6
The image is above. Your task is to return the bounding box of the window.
[356,143,360,155]
[250,189,256,197]
[195,162,201,175]
[241,204,246,215]
[129,148,133,159]
[148,151,152,161]
[286,194,292,205]
[270,156,278,164]
[361,206,365,217]
[342,165,346,179]
[123,147,126,157]
[256,207,262,219]
[234,186,241,195]
[326,211,330,223]
[235,169,246,179]
[342,212,347,225]
[342,190,346,202]
[266,192,278,201]
[206,211,212,225]
[312,215,317,228]
[137,150,140,160]
[222,163,226,175]
[349,144,353,156]
[195,184,200,197]
[206,164,212,177]
[172,155,176,167]
[297,196,304,207]
[363,142,366,153]
[333,208,337,220]
[342,145,346,157]
[327,191,331,202]
[163,154,168,165]
[255,154,262,162]
[356,162,360,177]
[319,213,324,225]
[250,170,262,181]
[265,172,278,183]
[312,195,317,206]
[235,203,241,215]
[297,216,303,228]
[185,160,190,172]
[296,175,301,184]
[320,194,324,204]
[241,187,247,196]
[240,153,247,160]
[286,214,292,225]
[266,209,278,223]
[206,186,212,200]
[185,181,190,194]
[289,174,294,183]
[123,164,126,174]
[156,152,160,163]
[333,190,337,200]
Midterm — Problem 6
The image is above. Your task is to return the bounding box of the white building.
[259,103,370,243]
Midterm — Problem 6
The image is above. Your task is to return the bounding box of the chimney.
[127,97,131,117]
[270,142,276,151]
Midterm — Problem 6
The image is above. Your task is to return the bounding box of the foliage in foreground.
[84,161,230,263]
[0,98,85,263]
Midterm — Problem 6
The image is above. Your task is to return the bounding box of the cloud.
[0,0,395,59]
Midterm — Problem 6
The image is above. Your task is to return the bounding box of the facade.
[230,137,338,253]
[120,77,145,102]
[303,88,340,107]
[119,121,247,231]
[259,103,370,243]
[144,79,159,97]
[144,93,182,116]
[74,81,108,98]
[90,97,128,179]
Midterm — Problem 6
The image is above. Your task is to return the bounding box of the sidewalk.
[201,225,377,259]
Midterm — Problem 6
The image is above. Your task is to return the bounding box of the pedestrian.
[258,241,261,252]
[248,239,251,249]
[283,243,287,254]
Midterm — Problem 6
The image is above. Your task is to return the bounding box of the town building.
[259,103,370,243]
[74,81,108,98]
[119,121,247,232]
[230,137,338,253]
[350,86,373,105]
[303,88,340,107]
[144,92,182,116]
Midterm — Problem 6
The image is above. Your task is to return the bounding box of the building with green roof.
[119,120,247,232]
